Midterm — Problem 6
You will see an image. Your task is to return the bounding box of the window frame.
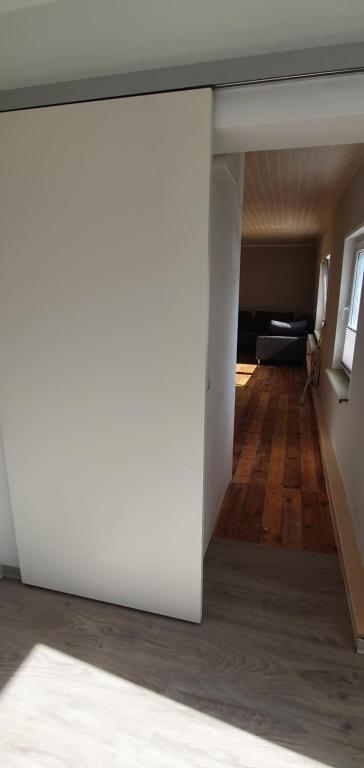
[315,253,330,340]
[347,246,364,332]
[341,238,364,376]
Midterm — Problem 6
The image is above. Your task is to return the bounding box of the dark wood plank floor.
[215,363,337,553]
[0,539,363,766]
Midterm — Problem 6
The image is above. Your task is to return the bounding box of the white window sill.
[325,368,350,403]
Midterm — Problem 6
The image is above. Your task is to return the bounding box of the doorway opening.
[213,143,364,553]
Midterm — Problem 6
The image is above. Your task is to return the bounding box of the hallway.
[215,364,336,553]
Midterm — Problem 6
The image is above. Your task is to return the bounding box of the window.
[342,244,364,374]
[315,254,330,336]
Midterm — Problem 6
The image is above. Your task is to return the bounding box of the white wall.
[319,164,364,563]
[203,154,244,550]
[0,432,18,568]
[214,73,364,154]
[0,89,212,621]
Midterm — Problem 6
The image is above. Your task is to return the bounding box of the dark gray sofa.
[237,310,294,355]
[256,334,307,364]
[237,310,310,364]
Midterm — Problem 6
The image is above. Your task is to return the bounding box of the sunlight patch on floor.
[236,362,257,387]
[0,643,332,767]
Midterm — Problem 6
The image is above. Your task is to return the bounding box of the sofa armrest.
[256,335,306,364]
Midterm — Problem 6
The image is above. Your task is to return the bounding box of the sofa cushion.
[255,310,294,332]
[237,330,256,354]
[238,310,255,331]
[296,313,314,332]
[269,318,308,337]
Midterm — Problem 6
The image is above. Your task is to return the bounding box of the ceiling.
[0,0,364,90]
[242,144,364,244]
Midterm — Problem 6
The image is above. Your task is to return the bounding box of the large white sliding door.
[0,89,212,621]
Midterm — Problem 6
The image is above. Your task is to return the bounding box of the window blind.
[342,326,356,373]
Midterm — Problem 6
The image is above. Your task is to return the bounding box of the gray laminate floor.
[0,538,363,767]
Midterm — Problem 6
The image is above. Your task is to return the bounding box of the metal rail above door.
[0,42,364,113]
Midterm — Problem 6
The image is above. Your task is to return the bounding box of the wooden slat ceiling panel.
[242,144,364,244]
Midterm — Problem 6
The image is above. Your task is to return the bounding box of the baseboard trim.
[311,387,364,650]
[0,564,21,581]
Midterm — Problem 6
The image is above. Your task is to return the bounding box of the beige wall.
[239,243,317,318]
[318,163,364,563]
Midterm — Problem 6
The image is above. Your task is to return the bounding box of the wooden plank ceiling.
[242,144,364,244]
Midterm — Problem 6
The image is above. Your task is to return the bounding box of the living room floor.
[0,538,362,767]
[214,362,337,553]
